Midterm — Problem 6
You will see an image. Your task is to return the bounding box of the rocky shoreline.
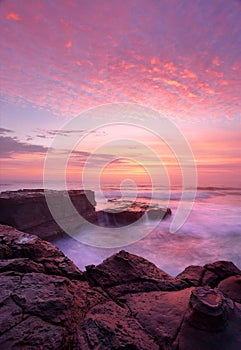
[0,224,241,349]
[0,189,171,241]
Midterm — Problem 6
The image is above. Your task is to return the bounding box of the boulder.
[85,250,188,298]
[218,276,241,303]
[186,286,228,332]
[201,260,241,287]
[175,286,241,350]
[176,265,204,286]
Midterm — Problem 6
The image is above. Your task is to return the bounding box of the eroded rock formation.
[0,224,241,349]
[0,189,96,241]
[0,190,171,241]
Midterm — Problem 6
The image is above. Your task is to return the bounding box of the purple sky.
[0,0,240,186]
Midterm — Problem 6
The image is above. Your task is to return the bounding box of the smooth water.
[1,181,241,276]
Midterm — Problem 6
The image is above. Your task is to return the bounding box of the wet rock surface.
[0,224,241,349]
[95,209,145,227]
[87,206,171,227]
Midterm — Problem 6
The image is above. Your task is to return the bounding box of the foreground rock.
[0,224,241,349]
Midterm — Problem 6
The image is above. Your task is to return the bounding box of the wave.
[197,186,241,191]
[100,190,223,201]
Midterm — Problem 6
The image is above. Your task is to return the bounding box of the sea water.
[1,181,241,276]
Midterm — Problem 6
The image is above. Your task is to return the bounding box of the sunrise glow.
[0,0,240,187]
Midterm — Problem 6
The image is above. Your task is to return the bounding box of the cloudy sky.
[0,0,240,187]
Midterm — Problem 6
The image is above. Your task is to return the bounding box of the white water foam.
[53,187,241,275]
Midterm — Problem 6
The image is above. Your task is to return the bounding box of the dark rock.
[0,258,45,274]
[0,224,241,349]
[95,209,144,227]
[187,287,228,332]
[103,278,188,299]
[176,265,204,286]
[82,300,159,350]
[147,207,172,220]
[218,276,241,303]
[0,225,107,349]
[85,250,188,298]
[85,249,173,287]
[201,260,241,287]
[0,190,172,240]
[201,269,220,287]
[124,288,194,347]
[0,224,84,279]
[0,189,96,241]
[0,297,22,336]
[0,316,67,350]
[175,287,241,350]
[204,261,241,279]
[92,206,172,227]
[0,275,21,303]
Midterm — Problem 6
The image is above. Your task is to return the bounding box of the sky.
[0,0,241,188]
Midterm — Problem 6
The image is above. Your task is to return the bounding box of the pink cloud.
[150,57,159,65]
[65,41,72,49]
[0,0,240,123]
[212,57,221,66]
[181,69,197,79]
[6,12,20,21]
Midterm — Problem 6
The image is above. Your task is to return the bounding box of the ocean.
[1,180,241,276]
